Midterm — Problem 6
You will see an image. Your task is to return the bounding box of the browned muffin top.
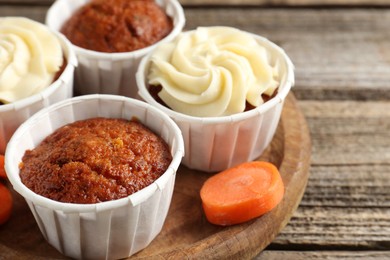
[20,117,172,204]
[61,0,173,53]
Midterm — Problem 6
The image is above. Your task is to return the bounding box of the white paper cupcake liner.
[5,95,184,259]
[0,31,77,154]
[136,31,294,172]
[45,0,185,99]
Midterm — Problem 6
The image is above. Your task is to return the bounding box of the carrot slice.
[200,161,284,226]
[0,182,12,225]
[0,155,6,179]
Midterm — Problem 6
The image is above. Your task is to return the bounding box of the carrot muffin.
[0,17,64,104]
[147,26,280,117]
[19,117,172,204]
[60,0,174,53]
[137,26,294,172]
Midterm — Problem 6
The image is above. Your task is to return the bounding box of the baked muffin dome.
[60,0,173,53]
[20,117,172,204]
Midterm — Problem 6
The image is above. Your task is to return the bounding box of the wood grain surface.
[1,7,390,102]
[0,94,311,259]
[1,1,390,259]
[1,0,390,6]
[256,100,390,259]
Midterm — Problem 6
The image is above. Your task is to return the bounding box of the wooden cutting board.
[0,93,311,259]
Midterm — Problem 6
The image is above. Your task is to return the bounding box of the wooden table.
[1,0,390,259]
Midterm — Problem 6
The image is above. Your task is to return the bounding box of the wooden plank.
[274,206,390,248]
[302,165,390,208]
[261,100,390,252]
[0,6,46,22]
[180,0,390,6]
[0,0,51,5]
[266,163,390,250]
[278,164,390,247]
[2,0,390,7]
[300,101,390,165]
[298,101,390,118]
[256,251,390,259]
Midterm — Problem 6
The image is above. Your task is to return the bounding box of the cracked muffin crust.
[60,0,173,53]
[19,117,172,204]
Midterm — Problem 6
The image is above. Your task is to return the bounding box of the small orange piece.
[0,155,6,179]
[0,182,12,225]
[200,161,284,226]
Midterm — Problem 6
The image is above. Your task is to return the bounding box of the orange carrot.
[200,161,284,226]
[0,182,12,225]
[0,155,6,179]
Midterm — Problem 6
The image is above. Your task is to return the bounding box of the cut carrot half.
[0,155,6,179]
[200,161,284,226]
[0,182,12,225]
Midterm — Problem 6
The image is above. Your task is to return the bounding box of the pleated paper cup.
[137,31,294,172]
[45,0,185,99]
[0,31,77,154]
[5,95,184,259]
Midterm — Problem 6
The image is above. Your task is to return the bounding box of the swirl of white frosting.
[0,17,63,104]
[148,26,279,117]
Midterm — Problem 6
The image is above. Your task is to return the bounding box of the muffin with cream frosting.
[46,0,185,98]
[0,17,64,104]
[148,27,280,117]
[0,17,76,154]
[137,26,294,171]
